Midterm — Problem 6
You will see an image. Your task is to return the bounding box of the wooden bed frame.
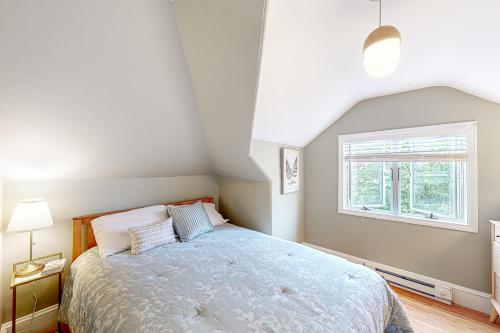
[71,197,214,261]
[62,197,214,332]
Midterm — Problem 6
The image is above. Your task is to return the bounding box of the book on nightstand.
[41,258,66,276]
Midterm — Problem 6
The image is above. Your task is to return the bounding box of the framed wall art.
[281,148,299,194]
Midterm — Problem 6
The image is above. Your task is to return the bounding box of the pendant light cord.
[379,0,382,27]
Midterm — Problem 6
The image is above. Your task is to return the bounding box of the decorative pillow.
[91,205,167,258]
[128,218,175,255]
[203,203,229,226]
[167,201,213,242]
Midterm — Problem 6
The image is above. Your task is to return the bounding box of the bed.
[59,197,413,333]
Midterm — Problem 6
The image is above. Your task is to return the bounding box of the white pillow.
[91,205,167,258]
[203,203,229,226]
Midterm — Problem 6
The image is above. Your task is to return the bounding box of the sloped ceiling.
[0,0,213,180]
[4,0,494,181]
[174,0,267,181]
[253,0,500,147]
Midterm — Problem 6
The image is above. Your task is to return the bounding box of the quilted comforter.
[59,224,413,333]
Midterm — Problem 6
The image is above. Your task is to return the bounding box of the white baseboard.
[0,304,58,333]
[303,242,492,315]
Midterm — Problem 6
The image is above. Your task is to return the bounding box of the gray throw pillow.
[167,201,213,242]
[128,218,176,254]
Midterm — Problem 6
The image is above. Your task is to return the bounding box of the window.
[338,122,477,232]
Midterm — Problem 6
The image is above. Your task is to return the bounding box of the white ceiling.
[253,0,500,147]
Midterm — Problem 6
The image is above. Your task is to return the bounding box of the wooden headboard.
[72,197,214,261]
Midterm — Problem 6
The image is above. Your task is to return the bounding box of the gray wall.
[0,0,220,323]
[0,0,273,325]
[250,140,304,242]
[0,0,213,180]
[174,0,267,181]
[1,175,218,322]
[218,140,305,243]
[304,87,500,293]
[218,177,272,235]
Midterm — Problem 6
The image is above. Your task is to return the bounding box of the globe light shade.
[363,25,401,78]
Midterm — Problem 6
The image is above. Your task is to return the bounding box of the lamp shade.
[363,25,401,78]
[7,199,54,232]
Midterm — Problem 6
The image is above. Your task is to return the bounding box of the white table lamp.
[7,199,54,277]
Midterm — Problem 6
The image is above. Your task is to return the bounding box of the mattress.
[59,224,413,332]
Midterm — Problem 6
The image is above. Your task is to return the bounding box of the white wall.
[174,0,267,181]
[250,140,304,242]
[1,175,218,322]
[0,175,3,322]
[0,0,213,180]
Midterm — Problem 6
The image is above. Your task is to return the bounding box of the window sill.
[338,208,478,233]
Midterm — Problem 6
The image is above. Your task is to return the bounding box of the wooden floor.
[393,286,500,332]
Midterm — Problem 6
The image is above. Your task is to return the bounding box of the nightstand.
[490,220,500,322]
[10,254,64,333]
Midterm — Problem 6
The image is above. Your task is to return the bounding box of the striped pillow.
[167,201,213,242]
[128,218,176,254]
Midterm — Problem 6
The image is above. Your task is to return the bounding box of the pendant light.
[363,0,401,78]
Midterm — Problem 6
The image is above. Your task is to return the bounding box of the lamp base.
[15,261,45,277]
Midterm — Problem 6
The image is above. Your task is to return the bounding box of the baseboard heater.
[374,267,452,304]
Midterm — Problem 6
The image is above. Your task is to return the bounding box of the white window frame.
[338,121,478,233]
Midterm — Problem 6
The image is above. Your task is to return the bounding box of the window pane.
[409,161,466,222]
[347,162,392,212]
[411,162,452,217]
